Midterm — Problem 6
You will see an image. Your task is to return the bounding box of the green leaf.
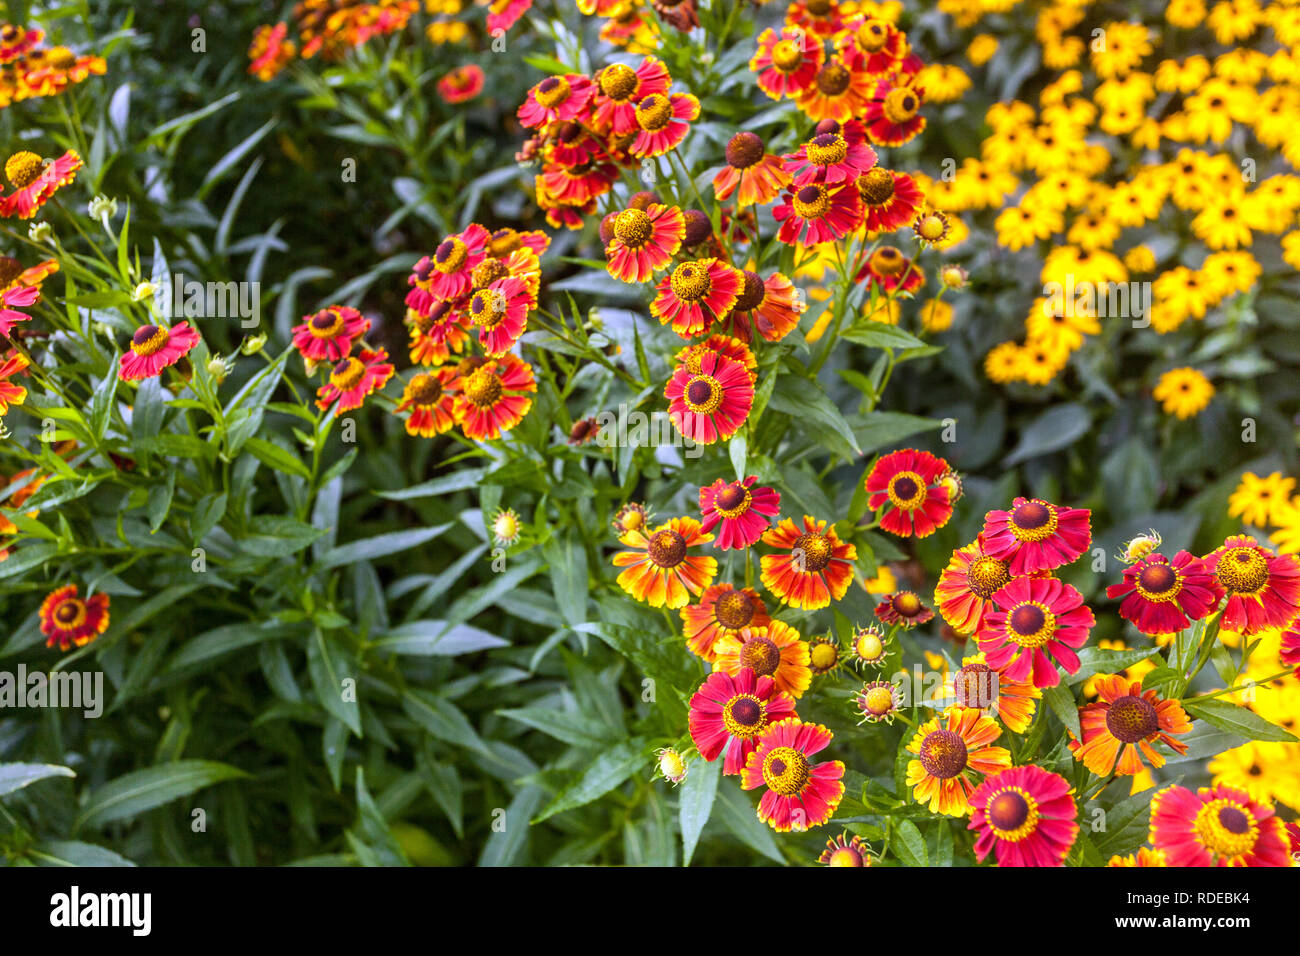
[1067,646,1160,685]
[190,491,227,542]
[679,756,721,867]
[402,690,490,755]
[1042,683,1081,738]
[1003,403,1092,466]
[542,534,588,628]
[375,468,486,500]
[892,819,928,866]
[479,786,543,867]
[244,437,311,480]
[1093,789,1156,858]
[30,840,136,867]
[841,321,927,350]
[75,760,248,829]
[848,410,943,455]
[533,739,646,823]
[318,523,453,569]
[0,762,75,797]
[498,707,616,749]
[1183,698,1298,743]
[308,631,362,735]
[729,433,747,482]
[371,620,507,656]
[769,378,861,461]
[712,781,785,865]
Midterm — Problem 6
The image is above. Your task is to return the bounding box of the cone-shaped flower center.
[919,729,968,779]
[857,167,896,205]
[462,367,503,407]
[1106,694,1159,743]
[762,746,810,795]
[5,151,44,189]
[647,528,687,568]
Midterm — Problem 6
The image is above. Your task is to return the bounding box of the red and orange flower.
[750,28,823,100]
[315,348,395,411]
[1106,551,1224,636]
[0,351,27,414]
[856,244,923,294]
[760,516,857,610]
[724,270,801,343]
[516,73,595,128]
[1149,784,1292,867]
[468,277,533,356]
[409,224,490,305]
[1070,676,1191,776]
[395,368,458,437]
[292,305,370,363]
[680,584,771,661]
[864,448,953,538]
[945,654,1041,733]
[774,181,863,246]
[713,132,791,208]
[934,538,1013,635]
[698,476,780,550]
[977,576,1094,688]
[651,258,742,338]
[612,516,717,609]
[782,129,876,187]
[591,57,671,134]
[0,283,38,336]
[968,765,1079,867]
[905,707,1012,816]
[817,832,872,866]
[875,590,935,628]
[453,354,536,441]
[408,302,471,367]
[856,167,924,233]
[628,91,699,158]
[119,322,201,382]
[689,667,798,776]
[1202,535,1300,635]
[712,621,811,699]
[795,56,874,123]
[981,497,1092,575]
[1,149,81,219]
[604,204,685,283]
[664,349,753,445]
[436,64,485,104]
[40,584,110,651]
[740,719,845,832]
[863,76,927,147]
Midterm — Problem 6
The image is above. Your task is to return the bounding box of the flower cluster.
[248,0,420,79]
[0,24,105,108]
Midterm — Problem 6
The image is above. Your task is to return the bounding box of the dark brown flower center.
[739,636,781,676]
[1138,563,1178,595]
[967,556,1010,599]
[726,131,765,169]
[714,588,756,629]
[919,729,968,779]
[794,532,832,572]
[1105,695,1159,743]
[954,662,998,709]
[815,62,851,96]
[647,529,687,567]
[732,270,766,311]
